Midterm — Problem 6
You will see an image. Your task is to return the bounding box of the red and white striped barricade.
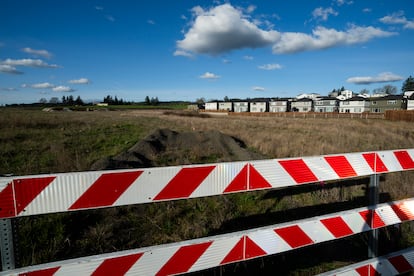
[1,198,413,276]
[1,149,414,219]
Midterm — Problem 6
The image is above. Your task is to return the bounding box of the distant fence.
[1,149,414,275]
[385,110,414,122]
[201,110,385,119]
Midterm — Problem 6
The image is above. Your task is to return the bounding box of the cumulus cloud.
[258,63,282,70]
[68,78,90,84]
[346,72,404,84]
[176,4,280,55]
[199,72,220,79]
[380,11,414,29]
[312,7,338,21]
[31,82,55,89]
[176,3,396,57]
[1,58,59,68]
[22,47,52,59]
[252,86,265,91]
[52,85,75,92]
[0,64,23,74]
[272,25,396,54]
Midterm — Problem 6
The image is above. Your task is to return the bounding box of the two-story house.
[269,98,290,112]
[313,97,339,112]
[291,98,313,112]
[339,97,370,113]
[370,95,405,113]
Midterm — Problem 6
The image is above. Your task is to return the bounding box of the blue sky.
[1,0,413,104]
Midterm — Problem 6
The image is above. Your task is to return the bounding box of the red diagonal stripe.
[362,153,388,173]
[355,264,379,276]
[388,255,414,274]
[249,165,272,190]
[223,165,248,193]
[279,159,318,184]
[394,150,414,169]
[14,177,56,215]
[320,216,354,238]
[69,171,142,210]
[220,237,244,264]
[92,253,143,276]
[245,236,267,259]
[391,202,414,221]
[156,242,212,276]
[154,166,215,200]
[359,210,386,229]
[324,155,357,178]
[274,225,314,248]
[0,183,16,218]
[19,267,60,276]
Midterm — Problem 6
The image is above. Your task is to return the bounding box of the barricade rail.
[0,148,414,275]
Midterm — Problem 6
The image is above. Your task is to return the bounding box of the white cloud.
[173,50,194,58]
[31,82,55,89]
[52,85,75,92]
[336,0,353,6]
[346,72,404,84]
[176,3,396,57]
[258,63,282,70]
[199,72,220,79]
[147,19,155,25]
[176,4,280,55]
[363,8,372,13]
[243,55,254,60]
[68,78,90,84]
[1,58,59,68]
[312,7,338,21]
[0,64,23,74]
[380,11,414,30]
[272,25,396,54]
[252,86,265,91]
[22,47,52,59]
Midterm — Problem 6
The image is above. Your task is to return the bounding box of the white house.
[218,102,232,111]
[407,94,414,110]
[205,102,218,111]
[233,101,249,112]
[339,97,370,113]
[269,99,289,112]
[291,98,313,112]
[249,100,268,113]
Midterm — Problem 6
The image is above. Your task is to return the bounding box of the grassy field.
[1,107,414,274]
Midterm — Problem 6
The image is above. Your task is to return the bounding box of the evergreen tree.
[402,76,414,92]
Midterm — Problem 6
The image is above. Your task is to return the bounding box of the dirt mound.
[91,128,264,170]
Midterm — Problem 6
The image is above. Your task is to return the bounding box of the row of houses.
[203,93,414,114]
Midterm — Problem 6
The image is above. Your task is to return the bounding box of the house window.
[343,101,349,105]
[387,100,397,104]
[316,101,323,105]
[372,101,377,105]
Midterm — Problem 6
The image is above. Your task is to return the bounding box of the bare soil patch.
[91,128,264,170]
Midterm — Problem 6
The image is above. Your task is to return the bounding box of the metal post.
[368,173,380,258]
[0,219,15,271]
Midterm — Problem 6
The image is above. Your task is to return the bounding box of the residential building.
[249,99,268,112]
[291,98,313,112]
[339,97,370,113]
[233,100,249,112]
[218,101,232,111]
[313,97,339,112]
[205,101,218,111]
[407,94,414,110]
[370,95,405,113]
[269,98,290,112]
